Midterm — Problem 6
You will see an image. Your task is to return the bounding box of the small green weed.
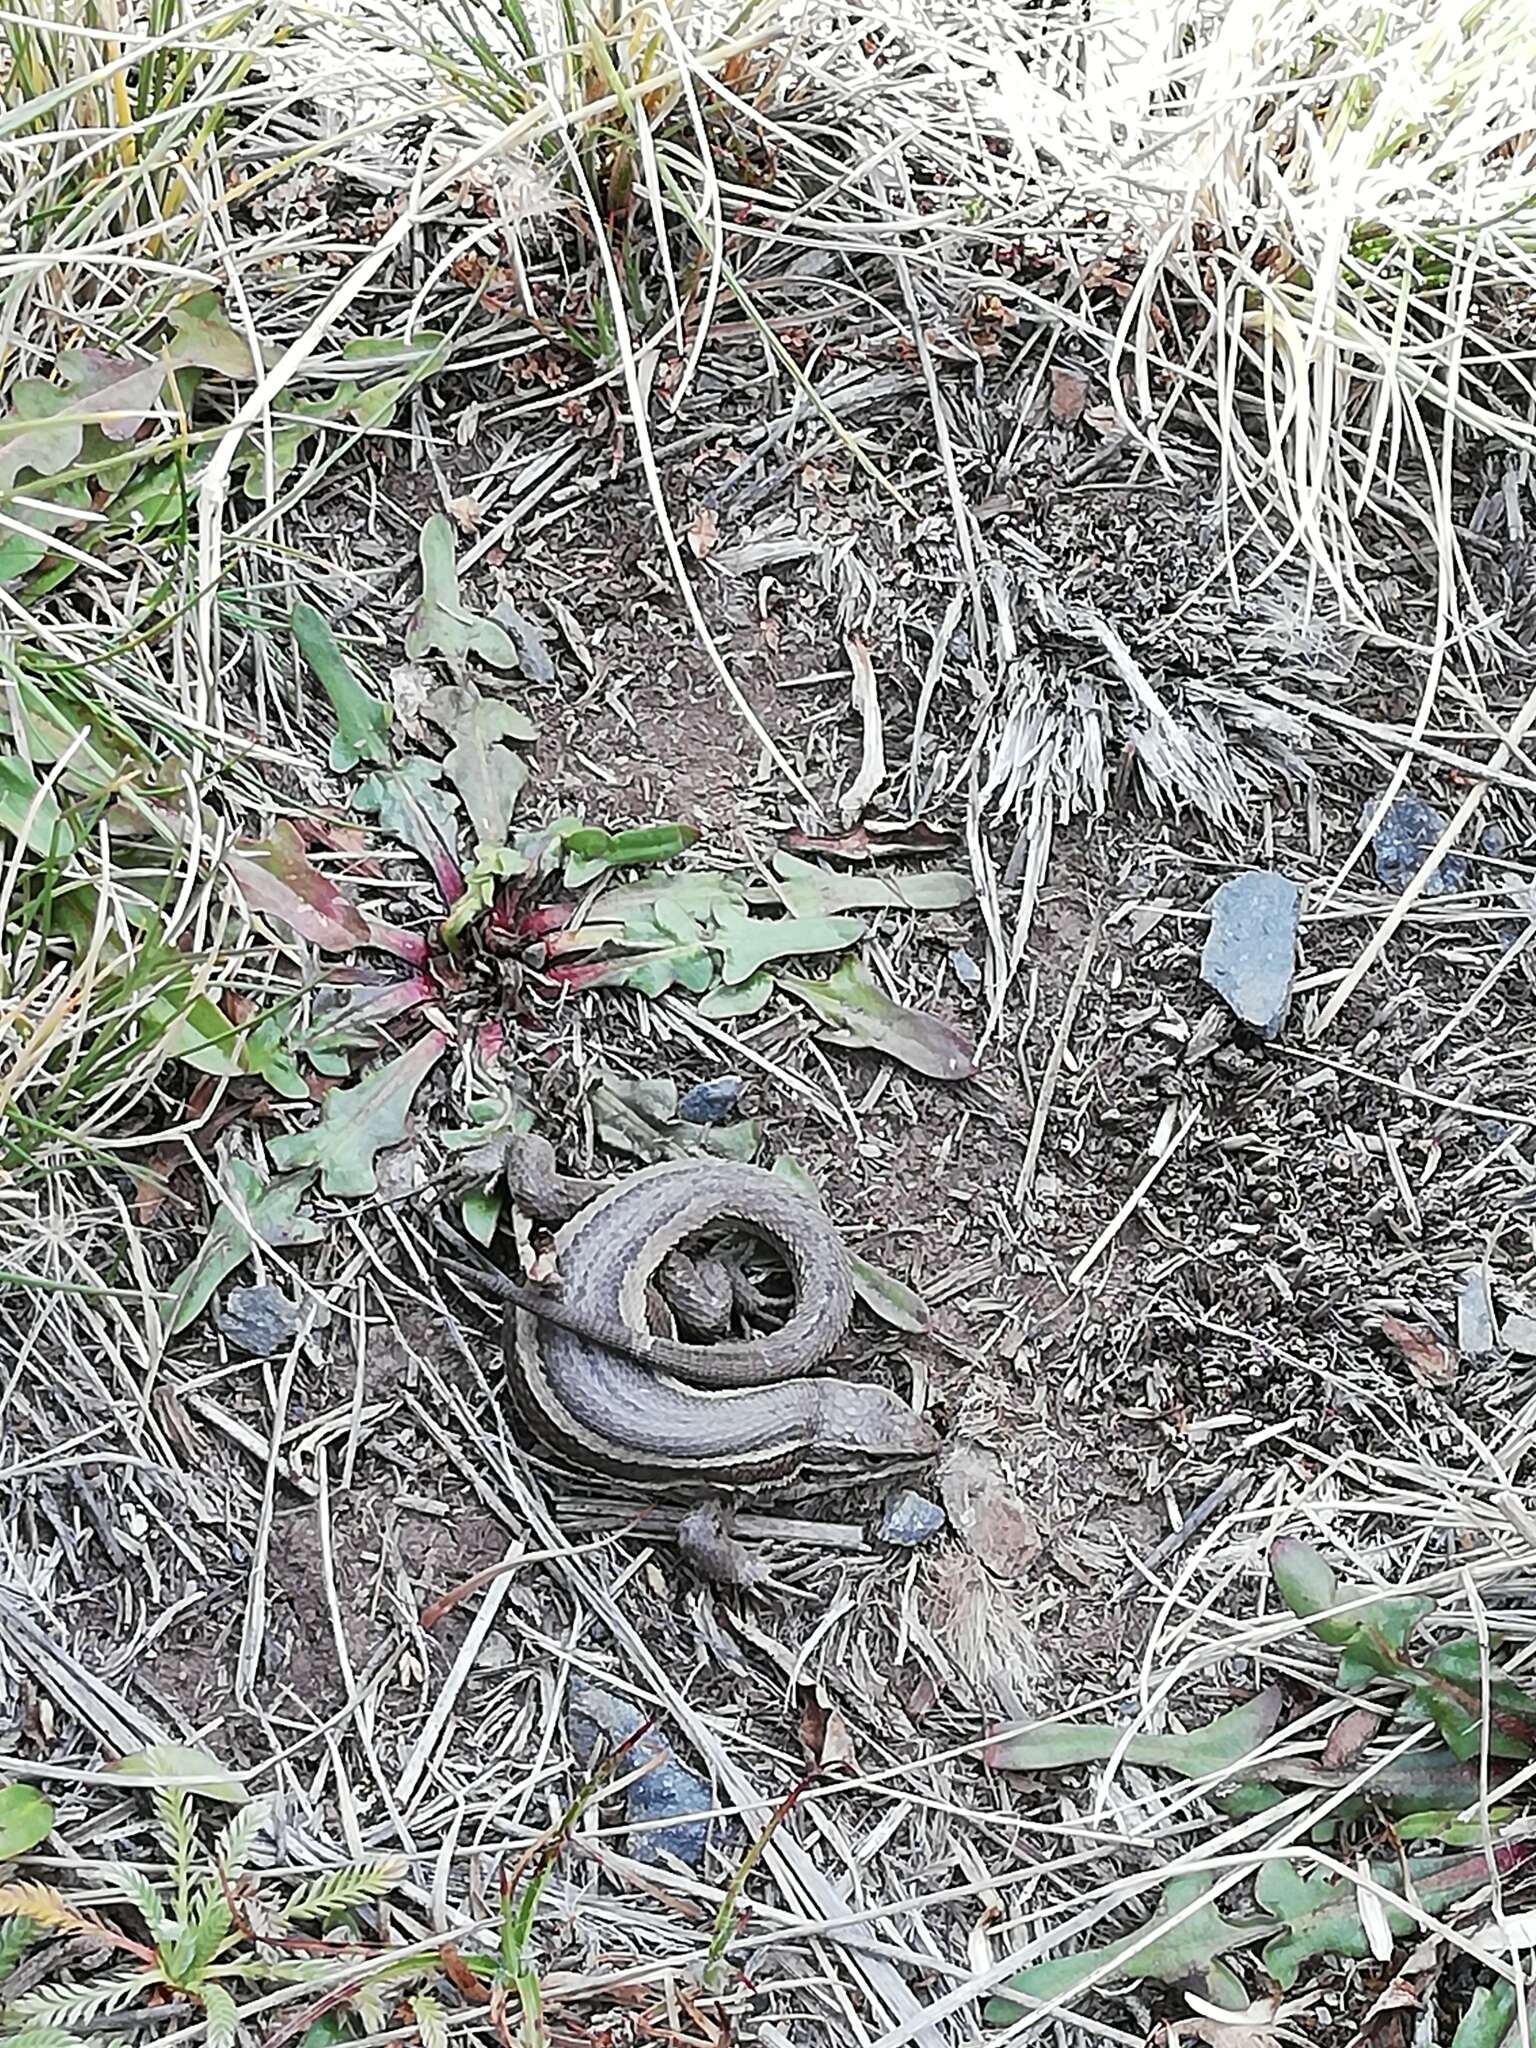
[984,1536,1536,2028]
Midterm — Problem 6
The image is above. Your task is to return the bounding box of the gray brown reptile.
[439,1134,939,1485]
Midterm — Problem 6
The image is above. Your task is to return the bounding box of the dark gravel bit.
[676,1074,746,1124]
[1200,870,1301,1038]
[1361,790,1469,895]
[218,1286,303,1357]
[568,1680,713,1868]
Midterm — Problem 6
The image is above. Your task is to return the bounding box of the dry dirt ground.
[10,340,1536,2041]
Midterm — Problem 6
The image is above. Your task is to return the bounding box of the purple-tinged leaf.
[354,758,464,906]
[301,975,435,1059]
[58,347,166,443]
[228,822,369,953]
[549,942,715,997]
[364,919,431,967]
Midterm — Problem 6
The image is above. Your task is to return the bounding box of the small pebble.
[877,1489,947,1547]
[677,1075,745,1125]
[218,1286,302,1357]
[1499,1312,1536,1358]
[1482,823,1509,857]
[1362,791,1469,896]
[1200,870,1301,1038]
[1457,1270,1497,1358]
[568,1681,713,1868]
[949,947,982,989]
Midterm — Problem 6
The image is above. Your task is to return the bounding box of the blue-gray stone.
[877,1489,946,1547]
[1200,871,1301,1037]
[218,1285,302,1357]
[676,1075,745,1125]
[568,1680,712,1868]
[1361,791,1469,895]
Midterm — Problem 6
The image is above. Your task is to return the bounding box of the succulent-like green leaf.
[406,515,521,674]
[771,1156,930,1331]
[1258,1848,1523,1990]
[426,681,536,847]
[986,1874,1267,2024]
[109,1744,247,1806]
[165,1162,323,1336]
[269,1031,448,1197]
[772,851,972,915]
[292,601,393,772]
[713,908,865,986]
[781,956,975,1079]
[165,292,261,376]
[0,1783,53,1861]
[985,1690,1285,1778]
[0,379,84,492]
[591,1075,758,1165]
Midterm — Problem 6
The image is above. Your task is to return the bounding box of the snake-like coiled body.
[442,1138,939,1486]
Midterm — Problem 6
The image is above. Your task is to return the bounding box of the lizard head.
[814,1380,940,1460]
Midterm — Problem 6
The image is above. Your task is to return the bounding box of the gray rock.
[568,1681,713,1868]
[1361,791,1469,896]
[676,1075,745,1125]
[1499,1312,1536,1358]
[1200,870,1301,1037]
[218,1286,302,1357]
[876,1489,946,1547]
[1457,1269,1497,1358]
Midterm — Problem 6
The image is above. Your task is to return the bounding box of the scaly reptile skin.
[443,1136,939,1485]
